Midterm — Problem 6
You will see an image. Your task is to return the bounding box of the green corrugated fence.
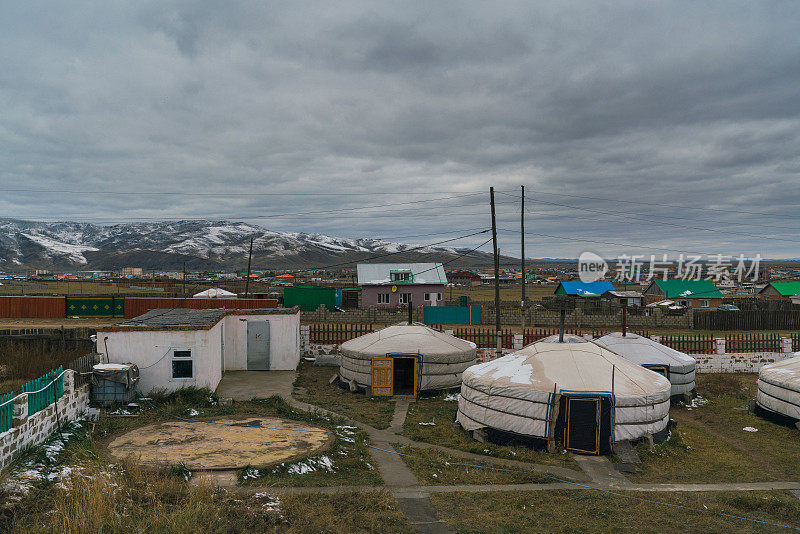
[0,392,12,433]
[21,366,64,416]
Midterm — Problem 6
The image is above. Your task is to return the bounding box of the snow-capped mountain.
[0,219,494,271]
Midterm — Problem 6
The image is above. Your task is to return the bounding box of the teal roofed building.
[643,279,723,310]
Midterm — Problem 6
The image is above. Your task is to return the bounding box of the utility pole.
[244,235,254,298]
[490,187,502,357]
[521,184,526,333]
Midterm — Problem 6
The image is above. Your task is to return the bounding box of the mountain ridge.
[0,219,500,271]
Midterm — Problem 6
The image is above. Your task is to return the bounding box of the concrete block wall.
[299,305,692,329]
[0,370,89,471]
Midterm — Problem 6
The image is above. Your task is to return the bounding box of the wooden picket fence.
[67,353,97,388]
[306,322,796,354]
[659,335,715,354]
[724,332,782,353]
[20,366,64,417]
[308,323,375,344]
[0,392,12,434]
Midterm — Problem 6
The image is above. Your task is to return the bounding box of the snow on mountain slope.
[0,219,476,270]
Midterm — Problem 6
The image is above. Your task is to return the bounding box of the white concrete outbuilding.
[96,308,300,394]
[594,332,696,400]
[456,337,672,455]
[756,353,800,423]
[339,323,477,395]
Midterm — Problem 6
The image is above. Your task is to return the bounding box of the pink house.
[357,263,447,308]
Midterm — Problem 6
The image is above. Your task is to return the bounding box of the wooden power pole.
[521,184,526,332]
[244,236,254,298]
[490,187,502,357]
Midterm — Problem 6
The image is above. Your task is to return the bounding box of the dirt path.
[212,371,800,533]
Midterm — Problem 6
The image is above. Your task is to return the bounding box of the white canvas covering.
[756,354,800,421]
[193,287,237,299]
[457,340,671,442]
[339,323,477,391]
[594,332,696,397]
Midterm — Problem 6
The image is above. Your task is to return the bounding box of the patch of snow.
[242,467,260,480]
[284,455,335,475]
[443,393,460,402]
[418,421,436,426]
[742,427,758,432]
[186,408,200,417]
[683,396,709,410]
[19,233,98,264]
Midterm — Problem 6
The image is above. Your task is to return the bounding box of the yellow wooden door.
[371,358,393,396]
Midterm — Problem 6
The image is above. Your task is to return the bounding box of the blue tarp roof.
[556,281,616,296]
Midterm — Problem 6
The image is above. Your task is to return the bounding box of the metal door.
[371,358,393,396]
[564,397,601,454]
[247,321,271,370]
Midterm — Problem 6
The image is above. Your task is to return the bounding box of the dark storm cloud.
[1,1,799,259]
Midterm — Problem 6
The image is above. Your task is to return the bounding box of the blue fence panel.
[0,392,12,433]
[21,365,64,416]
[423,306,482,325]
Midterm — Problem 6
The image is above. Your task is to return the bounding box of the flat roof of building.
[100,307,299,332]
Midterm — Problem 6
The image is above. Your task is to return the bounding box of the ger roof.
[555,280,615,296]
[357,263,447,285]
[340,323,476,359]
[649,278,723,298]
[760,282,800,296]
[594,332,696,372]
[463,340,671,400]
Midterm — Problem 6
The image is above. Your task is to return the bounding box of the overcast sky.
[1,2,799,259]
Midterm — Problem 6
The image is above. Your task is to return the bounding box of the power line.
[278,229,492,274]
[499,191,800,232]
[520,197,800,244]
[497,228,746,257]
[0,188,514,197]
[496,188,800,220]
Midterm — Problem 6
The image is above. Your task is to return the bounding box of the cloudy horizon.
[2,2,799,260]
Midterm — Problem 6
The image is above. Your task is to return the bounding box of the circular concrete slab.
[107,416,333,470]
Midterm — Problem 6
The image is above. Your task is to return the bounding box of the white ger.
[339,323,477,396]
[756,353,800,423]
[456,337,671,455]
[593,332,697,401]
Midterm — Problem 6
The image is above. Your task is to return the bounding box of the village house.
[602,290,644,307]
[554,280,616,297]
[95,307,301,394]
[357,263,447,308]
[447,270,482,287]
[758,282,800,302]
[643,279,723,309]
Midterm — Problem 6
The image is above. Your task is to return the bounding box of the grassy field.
[5,466,410,534]
[628,373,800,483]
[431,490,800,534]
[393,444,552,485]
[87,390,382,488]
[402,394,576,469]
[0,342,87,394]
[292,362,396,429]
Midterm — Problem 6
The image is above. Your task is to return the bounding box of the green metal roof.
[763,282,800,296]
[652,278,723,298]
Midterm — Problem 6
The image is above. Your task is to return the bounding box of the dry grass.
[0,341,87,394]
[292,361,396,429]
[393,444,552,486]
[402,394,576,468]
[629,373,800,483]
[5,463,411,533]
[431,490,800,534]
